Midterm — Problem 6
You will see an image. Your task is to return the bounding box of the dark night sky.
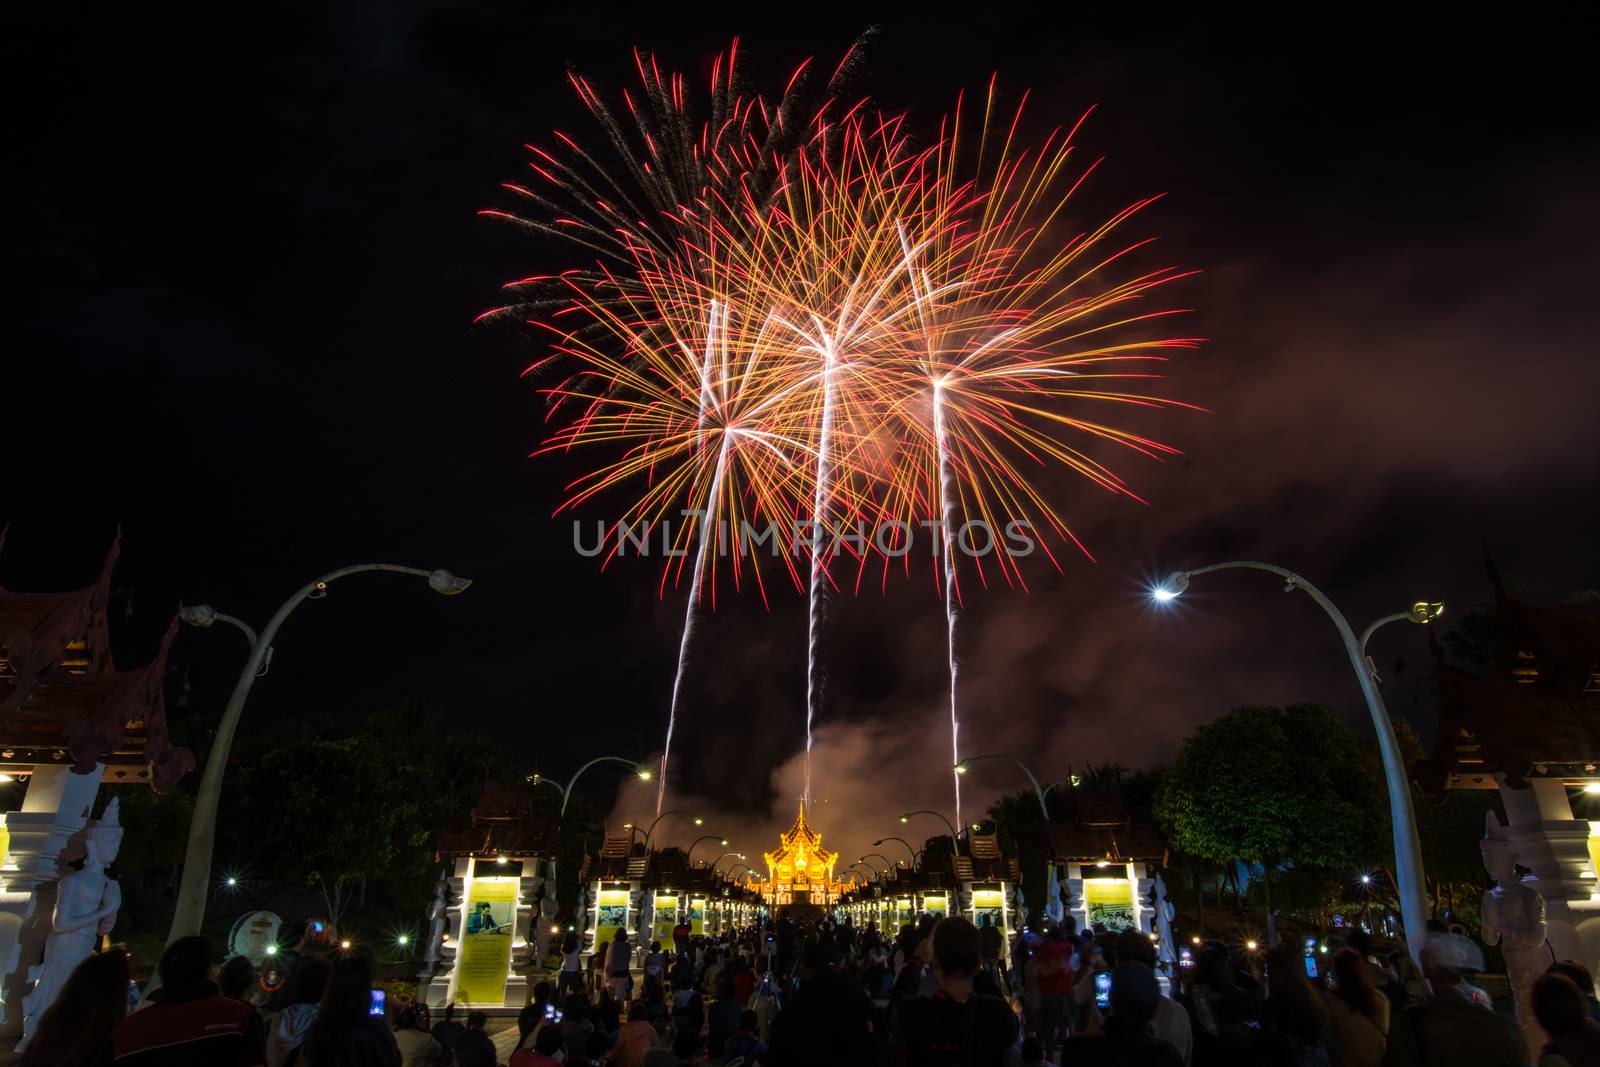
[5,6,1598,859]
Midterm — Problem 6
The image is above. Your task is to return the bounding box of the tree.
[246,734,437,926]
[1155,704,1380,933]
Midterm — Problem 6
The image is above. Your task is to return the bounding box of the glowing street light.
[873,837,920,866]
[527,756,654,913]
[688,835,730,865]
[899,810,964,856]
[643,809,704,851]
[1150,560,1440,965]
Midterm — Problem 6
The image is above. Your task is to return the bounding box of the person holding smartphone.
[296,953,403,1067]
[1062,962,1183,1066]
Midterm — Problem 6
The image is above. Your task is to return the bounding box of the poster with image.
[1085,880,1136,931]
[595,890,629,954]
[457,876,517,1004]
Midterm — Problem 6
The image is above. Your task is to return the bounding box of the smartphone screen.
[368,989,386,1017]
[1303,955,1319,980]
[1179,946,1194,968]
[1094,971,1112,1009]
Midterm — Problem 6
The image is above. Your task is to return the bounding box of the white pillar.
[0,766,104,1037]
[1498,777,1593,965]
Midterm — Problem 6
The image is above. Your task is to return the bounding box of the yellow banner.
[1085,878,1135,932]
[653,894,679,951]
[457,876,518,1005]
[595,889,629,955]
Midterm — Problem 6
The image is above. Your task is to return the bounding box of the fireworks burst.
[487,46,1201,819]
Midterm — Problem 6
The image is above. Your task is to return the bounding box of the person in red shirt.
[1034,925,1076,1057]
[112,936,265,1067]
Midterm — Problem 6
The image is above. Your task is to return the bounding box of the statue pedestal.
[0,767,104,1040]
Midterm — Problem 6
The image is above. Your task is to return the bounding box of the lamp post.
[956,752,1056,916]
[874,837,920,867]
[643,809,704,851]
[709,851,744,872]
[900,809,964,855]
[528,758,653,904]
[169,563,471,945]
[1152,561,1442,964]
[861,853,896,872]
[848,862,880,882]
[726,863,752,880]
[688,835,730,865]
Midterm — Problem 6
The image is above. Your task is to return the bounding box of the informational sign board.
[457,875,517,1005]
[595,888,629,954]
[689,898,706,936]
[922,893,949,919]
[1085,878,1136,931]
[971,889,1005,934]
[653,894,679,951]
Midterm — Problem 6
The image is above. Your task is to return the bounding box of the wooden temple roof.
[1420,569,1600,791]
[435,781,561,858]
[0,529,195,791]
[1044,791,1167,863]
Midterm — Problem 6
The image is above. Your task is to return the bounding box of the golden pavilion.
[761,804,841,906]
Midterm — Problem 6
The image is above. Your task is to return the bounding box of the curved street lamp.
[900,809,964,855]
[847,862,881,882]
[860,852,897,872]
[643,809,704,851]
[168,563,471,945]
[956,752,1059,917]
[956,754,1050,820]
[874,837,920,866]
[687,835,730,864]
[1152,561,1442,964]
[709,851,745,871]
[725,863,753,880]
[528,757,653,907]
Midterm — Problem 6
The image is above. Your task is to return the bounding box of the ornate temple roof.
[435,781,561,858]
[763,803,839,874]
[0,529,195,791]
[1043,790,1167,863]
[1420,568,1600,791]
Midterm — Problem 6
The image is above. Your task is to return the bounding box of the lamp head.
[1407,600,1445,624]
[178,603,218,627]
[428,569,473,595]
[899,815,909,823]
[1151,570,1190,602]
[635,765,653,781]
[720,838,728,846]
[693,816,704,826]
[954,760,970,774]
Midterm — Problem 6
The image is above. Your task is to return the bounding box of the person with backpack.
[889,917,1018,1066]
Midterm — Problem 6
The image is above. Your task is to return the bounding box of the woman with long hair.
[1263,944,1332,1067]
[1323,947,1388,1067]
[22,947,129,1067]
[299,952,401,1066]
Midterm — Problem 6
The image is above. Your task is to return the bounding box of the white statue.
[421,878,448,975]
[1153,873,1178,966]
[1481,811,1549,1057]
[1044,865,1064,922]
[18,798,123,1047]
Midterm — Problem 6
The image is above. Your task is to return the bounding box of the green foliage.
[243,733,436,924]
[1155,704,1379,871]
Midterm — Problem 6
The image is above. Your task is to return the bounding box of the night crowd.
[21,912,1600,1066]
